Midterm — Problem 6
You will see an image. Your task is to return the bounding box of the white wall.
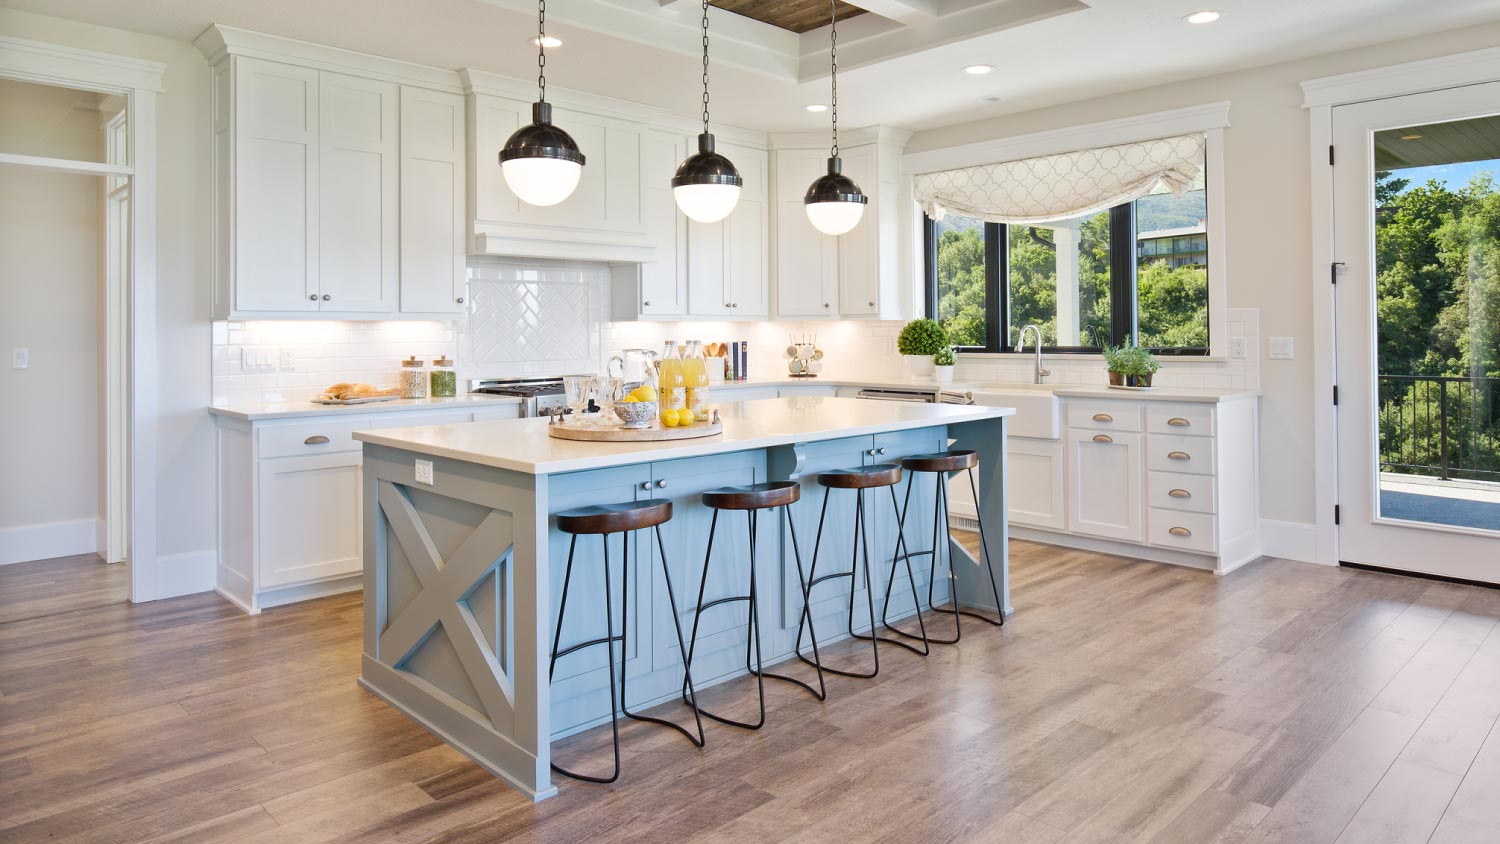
[0,81,104,564]
[905,20,1500,537]
[0,8,215,585]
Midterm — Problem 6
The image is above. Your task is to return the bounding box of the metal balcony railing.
[1379,375,1500,482]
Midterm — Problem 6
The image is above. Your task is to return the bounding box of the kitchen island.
[353,396,1014,799]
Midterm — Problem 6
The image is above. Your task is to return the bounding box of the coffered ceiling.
[710,0,865,34]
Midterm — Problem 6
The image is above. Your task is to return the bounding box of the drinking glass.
[562,374,594,422]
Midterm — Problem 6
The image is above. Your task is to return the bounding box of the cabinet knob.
[824,303,830,308]
[640,481,651,491]
[656,479,668,489]
[1168,488,1191,499]
[643,300,652,306]
[1167,417,1191,427]
[731,303,739,309]
[877,447,887,455]
[1168,451,1191,461]
[321,294,331,301]
[868,301,875,307]
[303,435,330,445]
[1092,413,1113,422]
[308,294,318,301]
[1168,526,1193,537]
[456,297,465,304]
[1092,434,1113,444]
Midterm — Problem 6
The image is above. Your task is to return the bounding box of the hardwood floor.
[3,539,1500,843]
[0,553,127,625]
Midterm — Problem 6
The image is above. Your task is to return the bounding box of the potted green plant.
[933,346,957,385]
[1103,344,1160,388]
[897,319,950,379]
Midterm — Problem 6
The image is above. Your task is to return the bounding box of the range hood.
[470,232,656,264]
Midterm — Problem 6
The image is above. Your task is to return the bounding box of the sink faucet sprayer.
[1017,324,1050,384]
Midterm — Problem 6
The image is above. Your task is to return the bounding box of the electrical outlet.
[1269,337,1295,360]
[11,348,28,369]
[414,459,434,485]
[1229,337,1248,360]
[279,348,294,371]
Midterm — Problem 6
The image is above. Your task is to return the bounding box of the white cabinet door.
[727,194,767,316]
[686,216,729,316]
[1007,438,1066,530]
[234,57,319,312]
[774,149,837,318]
[686,141,767,318]
[318,71,397,313]
[257,451,362,589]
[837,144,880,316]
[639,132,687,316]
[399,86,466,314]
[1066,429,1143,542]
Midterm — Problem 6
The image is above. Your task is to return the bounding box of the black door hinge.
[1334,505,1341,525]
[1329,145,1335,166]
[1333,385,1339,405]
[1331,261,1344,285]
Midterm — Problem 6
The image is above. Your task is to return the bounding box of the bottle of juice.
[684,341,710,421]
[658,341,686,417]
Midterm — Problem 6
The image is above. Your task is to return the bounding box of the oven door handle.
[855,390,934,403]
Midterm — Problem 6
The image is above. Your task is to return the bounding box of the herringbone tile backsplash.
[459,258,605,378]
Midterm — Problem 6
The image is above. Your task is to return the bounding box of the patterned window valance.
[913,133,1206,225]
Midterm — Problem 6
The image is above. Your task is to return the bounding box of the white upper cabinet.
[685,140,768,318]
[774,148,838,318]
[318,71,397,313]
[399,87,467,314]
[634,131,688,317]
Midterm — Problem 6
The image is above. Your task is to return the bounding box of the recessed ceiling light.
[529,35,563,48]
[963,64,994,76]
[1183,10,1220,24]
[1401,133,1424,141]
[804,104,828,113]
[978,96,1003,103]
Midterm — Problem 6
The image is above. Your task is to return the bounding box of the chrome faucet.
[1016,324,1050,384]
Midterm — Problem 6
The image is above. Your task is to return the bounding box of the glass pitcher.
[607,348,658,385]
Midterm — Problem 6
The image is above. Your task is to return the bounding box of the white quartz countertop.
[354,396,1014,475]
[716,374,1260,403]
[207,394,522,421]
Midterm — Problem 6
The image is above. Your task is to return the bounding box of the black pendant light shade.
[804,0,866,235]
[500,102,586,168]
[672,0,743,223]
[804,156,866,206]
[672,133,741,190]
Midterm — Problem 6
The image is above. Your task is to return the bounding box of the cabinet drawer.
[1147,403,1214,437]
[1148,508,1216,554]
[258,418,365,458]
[1147,471,1216,514]
[1147,433,1215,475]
[1067,400,1142,432]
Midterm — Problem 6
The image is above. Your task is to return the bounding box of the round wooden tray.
[547,418,724,442]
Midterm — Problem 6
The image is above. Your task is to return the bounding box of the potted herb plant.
[897,319,950,379]
[933,346,957,385]
[1103,344,1160,388]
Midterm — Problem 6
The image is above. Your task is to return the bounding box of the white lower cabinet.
[1066,429,1144,542]
[1006,438,1066,530]
[214,403,521,612]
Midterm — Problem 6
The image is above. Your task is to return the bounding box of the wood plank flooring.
[4,539,1500,843]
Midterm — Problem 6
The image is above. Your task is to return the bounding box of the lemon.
[659,410,678,428]
[674,409,694,426]
[622,395,640,403]
[633,385,658,402]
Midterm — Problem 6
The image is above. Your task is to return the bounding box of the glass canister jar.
[430,356,456,397]
[399,356,427,399]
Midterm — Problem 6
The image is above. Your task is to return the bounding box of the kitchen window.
[917,131,1213,355]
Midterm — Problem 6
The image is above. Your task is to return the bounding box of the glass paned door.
[1333,84,1500,582]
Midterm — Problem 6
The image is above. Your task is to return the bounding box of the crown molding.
[769,125,913,149]
[0,34,165,93]
[194,25,464,93]
[1301,44,1500,108]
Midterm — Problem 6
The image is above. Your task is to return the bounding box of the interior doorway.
[1332,82,1500,583]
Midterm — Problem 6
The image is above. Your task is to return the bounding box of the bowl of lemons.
[614,384,660,429]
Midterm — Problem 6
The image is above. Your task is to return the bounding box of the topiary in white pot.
[897,319,949,380]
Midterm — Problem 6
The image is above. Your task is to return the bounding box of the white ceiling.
[9,0,1500,134]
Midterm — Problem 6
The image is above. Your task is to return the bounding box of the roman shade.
[913,133,1206,225]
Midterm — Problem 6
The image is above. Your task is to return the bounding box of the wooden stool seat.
[702,481,801,511]
[817,463,902,489]
[556,500,672,535]
[901,450,979,474]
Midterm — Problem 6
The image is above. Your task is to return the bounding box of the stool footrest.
[553,634,623,660]
[808,571,854,588]
[697,594,751,613]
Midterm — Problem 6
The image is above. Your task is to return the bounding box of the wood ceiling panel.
[1375,114,1500,170]
[710,0,865,34]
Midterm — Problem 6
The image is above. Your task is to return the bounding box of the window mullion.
[1108,203,1137,347]
[988,222,1005,353]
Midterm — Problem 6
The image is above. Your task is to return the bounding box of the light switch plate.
[414,459,434,485]
[11,348,28,369]
[1269,337,1295,360]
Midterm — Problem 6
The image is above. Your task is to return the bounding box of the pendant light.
[671,0,742,223]
[499,0,585,207]
[805,0,866,236]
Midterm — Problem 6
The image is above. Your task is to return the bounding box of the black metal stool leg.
[965,468,1006,627]
[917,468,1004,645]
[877,478,931,655]
[681,509,719,708]
[620,526,706,747]
[765,505,827,700]
[550,533,622,784]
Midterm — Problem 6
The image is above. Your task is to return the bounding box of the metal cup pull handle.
[1092,434,1113,444]
[1092,413,1113,422]
[1168,451,1191,460]
[1168,488,1192,499]
[304,435,330,445]
[1169,526,1192,537]
[1167,417,1191,427]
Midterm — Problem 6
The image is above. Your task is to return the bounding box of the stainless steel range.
[468,377,568,417]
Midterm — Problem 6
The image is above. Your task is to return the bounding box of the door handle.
[1168,451,1191,461]
[1167,417,1191,427]
[1168,488,1191,499]
[1092,413,1113,422]
[1168,526,1192,537]
[304,435,330,445]
[1092,434,1113,443]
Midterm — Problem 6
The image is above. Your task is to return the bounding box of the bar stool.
[795,463,930,679]
[550,499,704,784]
[683,481,826,730]
[881,449,1004,648]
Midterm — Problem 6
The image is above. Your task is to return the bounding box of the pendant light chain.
[829,0,839,158]
[700,0,711,135]
[537,0,547,103]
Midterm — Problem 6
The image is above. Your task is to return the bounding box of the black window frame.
[924,201,1209,356]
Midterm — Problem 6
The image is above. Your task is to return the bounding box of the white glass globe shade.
[501,157,582,207]
[806,199,865,236]
[673,183,741,223]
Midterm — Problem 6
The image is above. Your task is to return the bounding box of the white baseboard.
[134,548,217,601]
[0,518,101,566]
[1259,518,1321,564]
